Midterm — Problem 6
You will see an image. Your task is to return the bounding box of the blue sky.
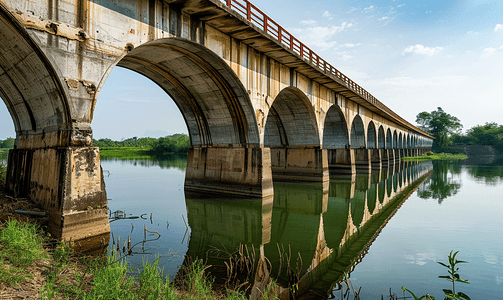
[1,0,502,140]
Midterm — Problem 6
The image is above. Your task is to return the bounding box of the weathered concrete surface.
[270,147,328,183]
[184,146,273,198]
[354,149,371,173]
[370,149,381,170]
[327,149,356,176]
[6,146,109,252]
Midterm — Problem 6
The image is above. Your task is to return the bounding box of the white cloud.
[340,43,361,48]
[322,11,332,18]
[482,45,503,57]
[495,24,503,32]
[300,20,317,26]
[290,22,353,50]
[403,44,444,56]
[397,4,405,8]
[379,16,390,21]
[364,5,374,11]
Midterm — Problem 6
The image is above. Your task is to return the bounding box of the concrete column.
[268,147,328,184]
[327,149,355,176]
[6,146,109,253]
[354,149,371,173]
[370,149,382,170]
[184,146,274,198]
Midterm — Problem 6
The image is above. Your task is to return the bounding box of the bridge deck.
[186,0,432,137]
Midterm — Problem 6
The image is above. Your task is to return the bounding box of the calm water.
[101,155,503,299]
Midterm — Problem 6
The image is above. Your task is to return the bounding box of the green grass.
[1,218,272,299]
[99,147,154,159]
[0,219,48,285]
[0,163,6,181]
[402,152,468,161]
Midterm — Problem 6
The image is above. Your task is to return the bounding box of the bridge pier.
[327,149,356,177]
[6,139,110,253]
[354,149,371,173]
[269,147,328,184]
[185,146,274,199]
[370,149,382,170]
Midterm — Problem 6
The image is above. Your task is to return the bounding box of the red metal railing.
[223,0,422,132]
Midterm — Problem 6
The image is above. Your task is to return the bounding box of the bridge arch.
[386,128,392,149]
[98,37,260,147]
[350,115,365,148]
[378,125,385,149]
[322,105,349,149]
[366,121,377,149]
[264,87,319,147]
[392,130,398,149]
[0,4,71,142]
[398,132,403,149]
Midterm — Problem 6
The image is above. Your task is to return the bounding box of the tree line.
[0,137,14,149]
[416,107,503,154]
[93,134,190,154]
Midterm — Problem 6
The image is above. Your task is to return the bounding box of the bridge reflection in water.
[179,160,433,299]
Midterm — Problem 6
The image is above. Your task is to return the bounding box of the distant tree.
[93,138,117,148]
[93,134,189,153]
[416,107,462,148]
[151,134,190,154]
[452,122,503,154]
[0,137,15,149]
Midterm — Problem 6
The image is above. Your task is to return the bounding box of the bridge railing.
[223,0,422,133]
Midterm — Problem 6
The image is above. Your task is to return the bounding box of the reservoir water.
[101,155,503,299]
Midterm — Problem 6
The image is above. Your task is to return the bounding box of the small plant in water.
[437,250,470,300]
[402,250,470,300]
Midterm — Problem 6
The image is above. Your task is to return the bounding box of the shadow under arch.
[264,87,319,147]
[322,105,349,149]
[351,115,370,173]
[386,128,392,149]
[0,4,71,143]
[350,115,365,148]
[367,121,377,149]
[322,105,355,176]
[264,87,327,183]
[378,125,385,149]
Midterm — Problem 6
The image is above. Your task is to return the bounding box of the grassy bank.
[403,152,468,161]
[0,218,278,299]
[0,162,6,181]
[99,147,154,159]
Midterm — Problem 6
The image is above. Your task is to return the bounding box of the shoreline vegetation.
[402,152,468,161]
[0,218,277,300]
[94,134,190,157]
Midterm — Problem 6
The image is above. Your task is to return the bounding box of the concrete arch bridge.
[0,0,433,244]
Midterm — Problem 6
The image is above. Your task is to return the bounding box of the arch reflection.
[179,161,433,298]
